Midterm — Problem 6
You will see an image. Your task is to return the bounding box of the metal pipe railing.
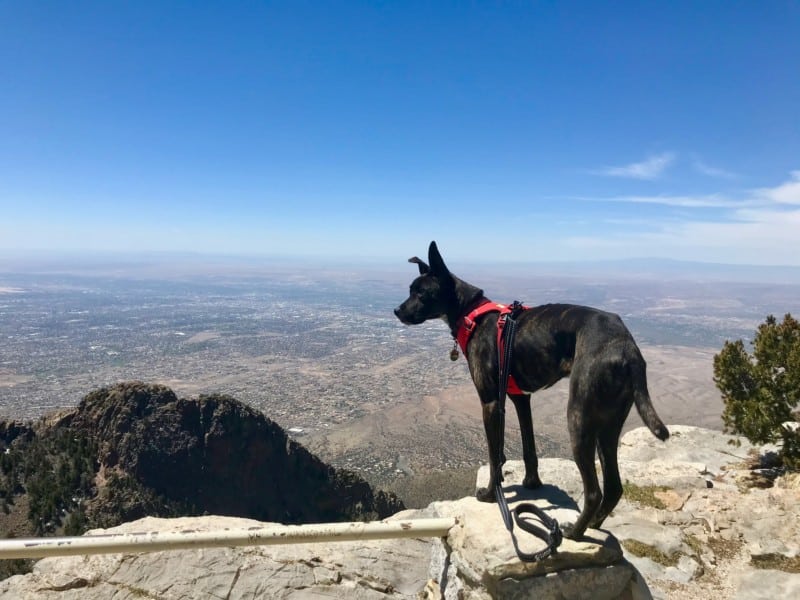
[0,517,457,560]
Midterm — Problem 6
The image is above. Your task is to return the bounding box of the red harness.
[455,299,527,395]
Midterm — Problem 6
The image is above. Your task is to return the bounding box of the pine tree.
[713,314,800,469]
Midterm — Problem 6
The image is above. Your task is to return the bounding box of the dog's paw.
[475,487,496,503]
[523,474,543,489]
[559,522,582,540]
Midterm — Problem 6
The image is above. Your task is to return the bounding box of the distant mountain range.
[2,251,800,284]
[456,257,800,285]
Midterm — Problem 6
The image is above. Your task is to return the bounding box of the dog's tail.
[634,388,670,441]
[630,361,670,441]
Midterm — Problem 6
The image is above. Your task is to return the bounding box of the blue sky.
[1,1,799,265]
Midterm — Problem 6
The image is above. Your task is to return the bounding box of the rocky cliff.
[0,382,403,542]
[2,426,799,599]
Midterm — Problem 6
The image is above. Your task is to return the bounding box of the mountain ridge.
[0,382,403,553]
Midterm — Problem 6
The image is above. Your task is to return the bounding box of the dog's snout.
[394,305,413,324]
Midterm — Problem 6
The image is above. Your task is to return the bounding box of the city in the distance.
[2,253,799,486]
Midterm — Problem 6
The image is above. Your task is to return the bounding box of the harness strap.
[495,301,562,562]
[455,301,524,394]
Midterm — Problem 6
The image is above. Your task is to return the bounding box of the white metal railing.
[0,517,457,560]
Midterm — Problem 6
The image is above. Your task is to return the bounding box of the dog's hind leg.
[563,378,603,540]
[510,393,542,489]
[564,430,602,539]
[590,421,624,528]
[565,432,602,539]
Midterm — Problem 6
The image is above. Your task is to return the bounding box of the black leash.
[495,301,562,562]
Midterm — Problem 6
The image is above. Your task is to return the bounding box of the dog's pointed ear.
[408,256,430,274]
[428,241,450,277]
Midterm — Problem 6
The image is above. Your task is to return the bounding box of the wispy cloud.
[574,193,753,209]
[575,171,800,210]
[564,208,800,265]
[753,170,800,205]
[590,152,675,180]
[563,170,800,265]
[691,157,738,179]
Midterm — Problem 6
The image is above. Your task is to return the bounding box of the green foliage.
[714,313,800,469]
[621,482,670,509]
[751,553,800,573]
[63,506,89,536]
[621,539,680,567]
[0,428,98,535]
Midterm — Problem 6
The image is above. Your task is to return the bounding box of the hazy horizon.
[3,247,800,285]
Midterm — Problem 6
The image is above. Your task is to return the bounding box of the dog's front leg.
[510,393,542,489]
[476,398,504,503]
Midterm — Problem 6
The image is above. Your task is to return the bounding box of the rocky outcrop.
[0,382,403,538]
[71,382,403,524]
[0,514,432,599]
[0,502,646,600]
[472,426,800,599]
[2,426,799,599]
[611,425,800,600]
[417,496,648,600]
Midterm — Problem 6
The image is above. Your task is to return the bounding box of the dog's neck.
[446,276,488,339]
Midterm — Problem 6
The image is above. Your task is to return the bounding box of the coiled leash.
[495,301,563,562]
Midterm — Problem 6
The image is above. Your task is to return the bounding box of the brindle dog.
[394,241,669,539]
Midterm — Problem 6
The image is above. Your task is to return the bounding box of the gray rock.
[0,515,432,599]
[619,425,755,476]
[427,496,622,579]
[604,513,687,557]
[734,568,800,600]
[458,460,650,599]
[476,458,585,501]
[493,562,640,600]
